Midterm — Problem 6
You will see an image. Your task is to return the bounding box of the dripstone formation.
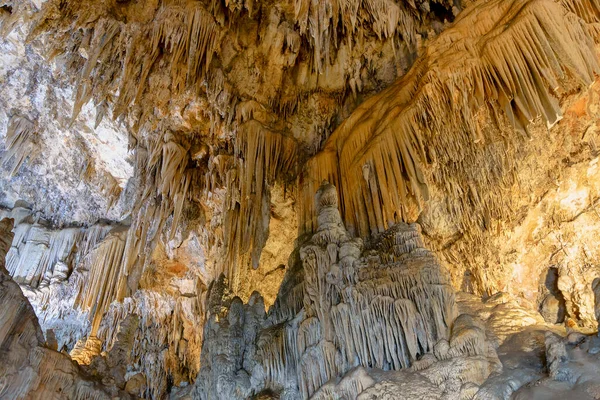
[3,0,600,398]
[194,182,498,399]
[0,217,133,399]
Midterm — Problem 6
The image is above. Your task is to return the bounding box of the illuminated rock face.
[3,0,600,399]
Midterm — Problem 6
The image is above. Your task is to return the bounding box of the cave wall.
[0,13,133,224]
[423,78,600,330]
[2,0,600,399]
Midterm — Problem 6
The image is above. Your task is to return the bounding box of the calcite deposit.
[2,0,600,399]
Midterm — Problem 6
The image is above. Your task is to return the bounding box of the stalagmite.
[195,182,467,399]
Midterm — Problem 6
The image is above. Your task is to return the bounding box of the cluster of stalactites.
[73,228,128,334]
[293,0,454,73]
[223,121,297,291]
[27,0,221,125]
[25,0,457,125]
[0,218,130,400]
[111,132,196,309]
[14,0,456,299]
[300,0,600,239]
[93,289,204,399]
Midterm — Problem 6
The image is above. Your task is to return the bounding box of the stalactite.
[114,132,195,305]
[31,0,222,122]
[74,228,128,335]
[1,115,38,176]
[301,0,600,240]
[224,120,297,291]
[293,0,436,73]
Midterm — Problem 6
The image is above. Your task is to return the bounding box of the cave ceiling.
[2,0,600,399]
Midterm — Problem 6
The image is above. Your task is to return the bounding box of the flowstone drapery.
[301,0,600,239]
[0,217,132,400]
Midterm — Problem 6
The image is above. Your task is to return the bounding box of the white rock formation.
[194,182,496,399]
